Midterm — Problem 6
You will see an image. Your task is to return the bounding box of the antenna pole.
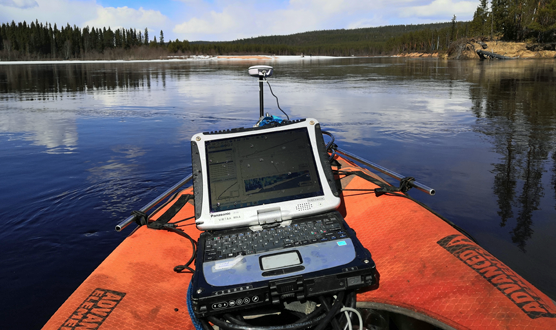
[248,65,273,118]
[259,76,264,117]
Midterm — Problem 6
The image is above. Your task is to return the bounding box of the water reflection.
[469,60,556,251]
[0,110,78,154]
[0,63,194,153]
[1,59,554,252]
[0,63,169,99]
[86,145,147,217]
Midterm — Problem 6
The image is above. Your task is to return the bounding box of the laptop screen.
[205,127,324,213]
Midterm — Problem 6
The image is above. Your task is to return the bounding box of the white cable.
[342,309,351,330]
[340,307,363,330]
[343,311,353,330]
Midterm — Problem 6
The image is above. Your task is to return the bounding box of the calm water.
[1,58,555,328]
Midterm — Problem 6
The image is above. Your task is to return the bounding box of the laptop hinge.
[257,208,282,225]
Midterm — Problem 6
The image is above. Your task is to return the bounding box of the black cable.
[165,226,197,273]
[132,192,198,272]
[339,291,357,328]
[223,313,251,326]
[290,303,327,324]
[208,311,327,330]
[322,130,337,161]
[218,303,326,328]
[321,130,335,152]
[318,296,342,330]
[200,319,214,330]
[173,215,195,224]
[347,291,356,309]
[209,292,345,330]
[313,291,346,330]
[265,80,290,121]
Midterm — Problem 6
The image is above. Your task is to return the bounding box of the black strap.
[399,176,415,193]
[148,194,192,229]
[337,170,390,189]
[131,210,148,226]
[130,194,193,229]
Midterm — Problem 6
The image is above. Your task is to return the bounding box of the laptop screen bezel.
[191,119,340,230]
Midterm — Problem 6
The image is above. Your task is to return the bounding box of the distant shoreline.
[2,42,554,65]
[0,55,353,65]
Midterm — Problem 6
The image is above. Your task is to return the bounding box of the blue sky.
[1,0,479,41]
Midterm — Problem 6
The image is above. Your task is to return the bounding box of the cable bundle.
[199,290,363,330]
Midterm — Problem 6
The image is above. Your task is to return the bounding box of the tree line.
[469,0,556,42]
[2,2,555,61]
[0,20,170,60]
[0,20,463,59]
[186,22,463,56]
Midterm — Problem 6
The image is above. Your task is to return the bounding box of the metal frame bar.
[115,174,193,232]
[115,145,434,232]
[336,148,435,196]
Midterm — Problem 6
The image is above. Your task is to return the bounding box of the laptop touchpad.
[260,251,302,270]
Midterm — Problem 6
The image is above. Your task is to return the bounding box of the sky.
[0,0,479,42]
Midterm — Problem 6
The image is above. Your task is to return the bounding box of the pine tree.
[527,0,556,42]
[450,15,457,41]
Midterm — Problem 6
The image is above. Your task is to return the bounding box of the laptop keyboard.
[203,212,349,261]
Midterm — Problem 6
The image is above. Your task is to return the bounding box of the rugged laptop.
[189,118,377,317]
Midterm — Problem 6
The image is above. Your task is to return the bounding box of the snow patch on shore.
[0,55,347,65]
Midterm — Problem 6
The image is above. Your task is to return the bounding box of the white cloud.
[172,0,477,41]
[0,0,170,40]
[346,15,389,30]
[0,0,97,26]
[172,1,354,41]
[174,10,237,36]
[1,0,479,42]
[399,0,477,19]
[0,0,37,9]
[83,6,168,32]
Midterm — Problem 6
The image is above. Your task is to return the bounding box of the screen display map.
[205,128,323,212]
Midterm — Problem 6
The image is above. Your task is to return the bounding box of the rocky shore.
[457,40,556,59]
[394,41,556,59]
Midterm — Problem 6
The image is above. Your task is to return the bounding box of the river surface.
[1,58,555,329]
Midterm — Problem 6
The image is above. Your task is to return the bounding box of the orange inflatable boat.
[43,142,556,329]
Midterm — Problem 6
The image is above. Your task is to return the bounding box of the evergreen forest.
[1,0,555,61]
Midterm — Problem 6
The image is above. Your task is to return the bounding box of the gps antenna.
[248,65,273,118]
